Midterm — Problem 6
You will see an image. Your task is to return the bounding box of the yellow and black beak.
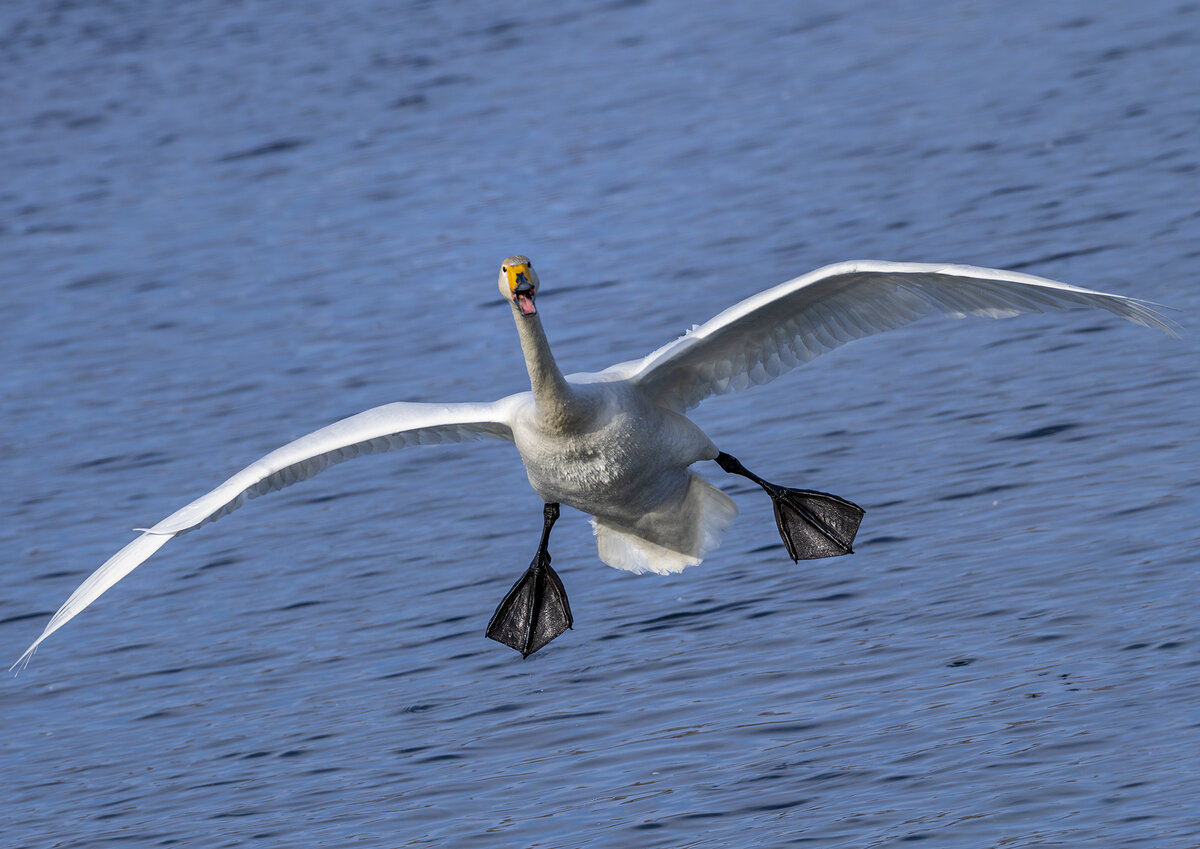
[507,264,537,316]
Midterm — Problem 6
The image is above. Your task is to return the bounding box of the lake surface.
[2,1,1198,846]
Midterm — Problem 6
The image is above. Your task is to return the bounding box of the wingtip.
[1115,299,1180,337]
[10,642,39,675]
[1144,306,1182,338]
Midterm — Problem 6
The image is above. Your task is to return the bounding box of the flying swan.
[15,257,1172,664]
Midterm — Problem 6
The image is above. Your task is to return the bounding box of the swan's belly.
[513,391,715,519]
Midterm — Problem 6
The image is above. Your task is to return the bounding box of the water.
[3,1,1198,846]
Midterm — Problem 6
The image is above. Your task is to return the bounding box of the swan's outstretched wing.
[615,261,1174,412]
[14,398,523,669]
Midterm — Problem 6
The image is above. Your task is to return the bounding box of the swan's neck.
[513,309,580,426]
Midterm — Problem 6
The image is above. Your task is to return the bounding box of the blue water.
[3,1,1198,846]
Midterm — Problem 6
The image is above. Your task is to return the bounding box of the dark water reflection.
[3,1,1198,846]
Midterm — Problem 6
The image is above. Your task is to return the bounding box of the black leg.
[486,503,574,657]
[716,452,865,561]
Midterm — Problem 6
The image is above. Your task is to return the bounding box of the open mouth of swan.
[514,279,537,316]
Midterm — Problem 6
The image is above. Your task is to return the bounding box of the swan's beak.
[512,271,537,316]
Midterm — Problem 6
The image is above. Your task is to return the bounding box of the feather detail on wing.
[615,261,1175,413]
[13,398,522,670]
[151,399,520,535]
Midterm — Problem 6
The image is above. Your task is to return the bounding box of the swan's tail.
[591,475,737,575]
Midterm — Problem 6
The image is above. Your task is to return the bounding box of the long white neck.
[512,308,581,427]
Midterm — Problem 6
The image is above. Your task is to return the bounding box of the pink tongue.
[517,293,536,315]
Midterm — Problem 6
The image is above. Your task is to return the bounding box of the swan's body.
[518,382,704,510]
[15,258,1172,665]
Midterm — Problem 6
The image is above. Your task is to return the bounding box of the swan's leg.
[485,503,574,657]
[715,452,865,561]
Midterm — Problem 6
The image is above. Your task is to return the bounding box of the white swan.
[15,257,1173,664]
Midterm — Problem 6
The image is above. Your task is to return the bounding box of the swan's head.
[499,255,539,317]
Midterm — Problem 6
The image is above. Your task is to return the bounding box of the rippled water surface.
[3,1,1198,846]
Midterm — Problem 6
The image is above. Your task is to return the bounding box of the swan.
[14,257,1173,665]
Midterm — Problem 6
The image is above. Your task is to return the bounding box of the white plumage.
[14,258,1172,666]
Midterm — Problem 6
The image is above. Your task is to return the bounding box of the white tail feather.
[592,475,737,575]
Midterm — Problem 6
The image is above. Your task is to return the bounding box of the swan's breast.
[512,384,715,516]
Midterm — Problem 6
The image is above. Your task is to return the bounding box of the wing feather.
[14,397,522,669]
[626,261,1174,412]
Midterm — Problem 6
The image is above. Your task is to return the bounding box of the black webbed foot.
[770,486,864,560]
[485,503,573,657]
[485,556,573,657]
[716,452,865,562]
